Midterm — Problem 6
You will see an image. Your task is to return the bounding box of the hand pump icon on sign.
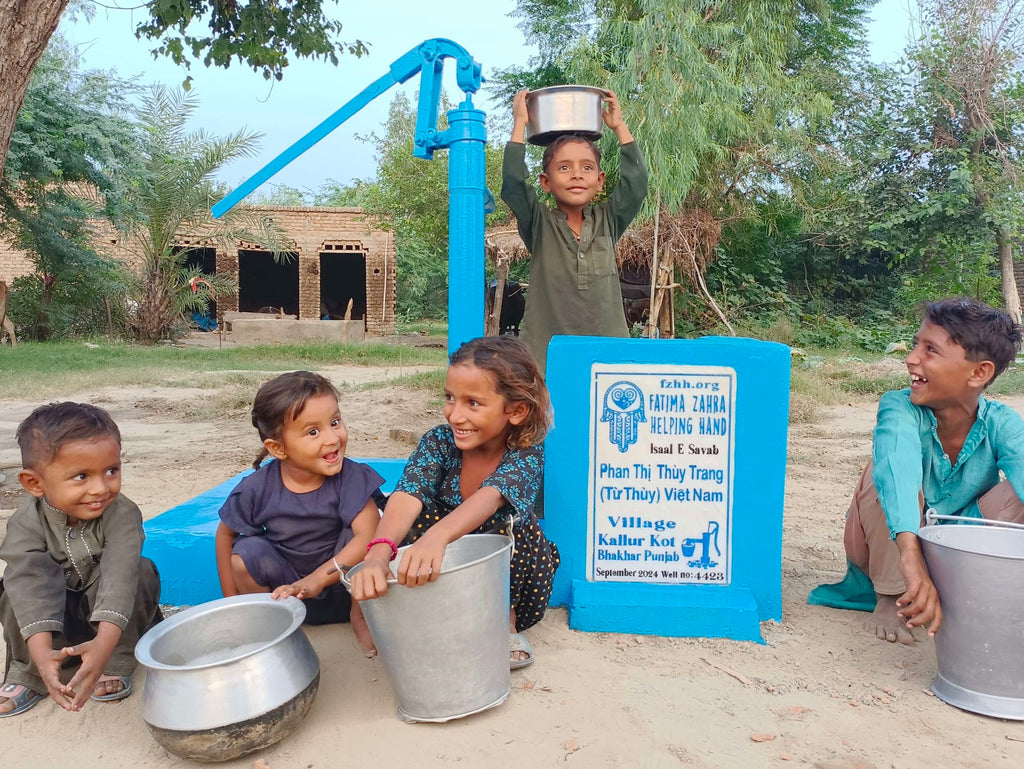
[682,521,720,569]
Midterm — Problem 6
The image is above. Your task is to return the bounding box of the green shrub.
[8,265,129,341]
[793,309,913,353]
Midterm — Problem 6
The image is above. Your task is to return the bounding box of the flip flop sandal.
[91,674,133,703]
[0,682,44,717]
[509,633,535,670]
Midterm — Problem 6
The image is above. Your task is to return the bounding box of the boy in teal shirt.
[810,298,1024,643]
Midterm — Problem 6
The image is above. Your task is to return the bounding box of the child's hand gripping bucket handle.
[338,516,518,591]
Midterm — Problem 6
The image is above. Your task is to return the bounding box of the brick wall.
[258,206,395,335]
[0,205,396,336]
[216,248,240,315]
[0,233,38,283]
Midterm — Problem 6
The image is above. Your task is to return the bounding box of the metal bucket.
[135,594,320,761]
[920,514,1024,719]
[525,85,606,146]
[344,533,512,723]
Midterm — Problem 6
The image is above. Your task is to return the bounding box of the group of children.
[1,334,556,717]
[0,88,641,719]
[3,87,1024,722]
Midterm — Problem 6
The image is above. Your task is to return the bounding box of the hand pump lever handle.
[211,38,482,218]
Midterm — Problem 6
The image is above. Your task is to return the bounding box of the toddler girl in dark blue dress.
[215,371,382,651]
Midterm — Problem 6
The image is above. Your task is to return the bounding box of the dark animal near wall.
[487,280,527,336]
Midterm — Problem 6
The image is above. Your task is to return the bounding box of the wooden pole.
[104,295,114,344]
[646,199,661,338]
[489,256,510,336]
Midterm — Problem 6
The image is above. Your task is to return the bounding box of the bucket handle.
[490,513,518,563]
[924,507,1024,531]
[338,559,397,592]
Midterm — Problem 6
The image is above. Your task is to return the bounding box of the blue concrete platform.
[143,458,407,606]
[569,580,762,641]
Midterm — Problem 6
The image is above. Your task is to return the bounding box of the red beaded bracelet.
[367,538,398,561]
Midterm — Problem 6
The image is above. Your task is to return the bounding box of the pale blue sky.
[58,1,916,198]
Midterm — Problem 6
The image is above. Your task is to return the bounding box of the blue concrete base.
[568,579,764,642]
[144,458,407,606]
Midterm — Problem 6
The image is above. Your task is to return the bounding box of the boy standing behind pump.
[501,89,648,373]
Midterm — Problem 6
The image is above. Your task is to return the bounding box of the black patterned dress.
[395,425,559,631]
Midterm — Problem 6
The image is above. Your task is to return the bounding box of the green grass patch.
[788,350,1024,423]
[396,319,448,336]
[986,364,1024,397]
[361,368,447,394]
[353,368,447,411]
[0,340,447,399]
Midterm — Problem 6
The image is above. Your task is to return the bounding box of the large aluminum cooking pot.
[135,594,320,762]
[526,85,607,146]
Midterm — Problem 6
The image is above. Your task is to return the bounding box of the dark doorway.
[238,250,299,316]
[320,252,366,320]
[175,246,217,319]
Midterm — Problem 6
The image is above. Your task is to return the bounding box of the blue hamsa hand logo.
[601,381,646,452]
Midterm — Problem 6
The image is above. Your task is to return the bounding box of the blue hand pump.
[211,39,487,354]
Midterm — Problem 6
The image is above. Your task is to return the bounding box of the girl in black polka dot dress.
[349,336,558,669]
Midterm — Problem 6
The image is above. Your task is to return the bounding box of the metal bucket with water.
[920,512,1024,720]
[343,533,512,723]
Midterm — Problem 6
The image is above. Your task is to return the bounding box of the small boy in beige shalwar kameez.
[0,402,161,716]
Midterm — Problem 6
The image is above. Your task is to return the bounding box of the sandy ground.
[1,348,1023,769]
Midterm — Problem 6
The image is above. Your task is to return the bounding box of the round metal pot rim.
[528,84,609,98]
[918,523,1024,561]
[135,593,305,671]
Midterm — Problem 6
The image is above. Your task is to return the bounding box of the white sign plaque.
[587,363,735,584]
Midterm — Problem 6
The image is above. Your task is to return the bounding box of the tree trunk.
[0,0,68,173]
[997,227,1022,324]
[37,274,55,341]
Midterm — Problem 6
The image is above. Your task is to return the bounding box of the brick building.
[0,205,396,337]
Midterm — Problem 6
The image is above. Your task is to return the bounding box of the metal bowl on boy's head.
[525,85,607,146]
[134,594,320,763]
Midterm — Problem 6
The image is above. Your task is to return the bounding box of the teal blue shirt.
[872,389,1024,537]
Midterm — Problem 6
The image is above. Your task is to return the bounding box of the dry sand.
[1,354,1022,769]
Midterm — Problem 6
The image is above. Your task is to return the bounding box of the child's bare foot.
[88,674,134,704]
[864,594,916,644]
[93,676,127,698]
[508,610,533,668]
[350,602,377,658]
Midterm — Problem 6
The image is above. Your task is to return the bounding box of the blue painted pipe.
[439,100,486,353]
